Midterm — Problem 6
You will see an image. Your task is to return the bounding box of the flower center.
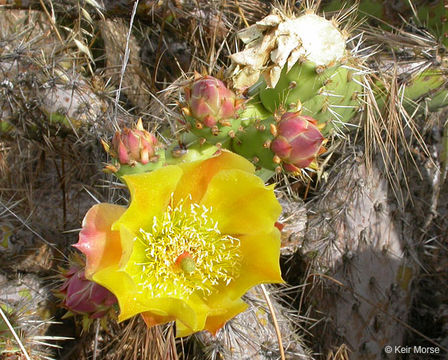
[133,196,241,298]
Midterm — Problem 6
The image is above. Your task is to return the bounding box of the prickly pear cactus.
[301,155,416,359]
[369,59,448,126]
[301,65,363,135]
[403,69,448,112]
[231,116,277,171]
[103,118,165,177]
[172,10,371,176]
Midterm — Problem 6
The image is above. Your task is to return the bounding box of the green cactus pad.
[403,70,446,102]
[322,0,448,48]
[0,120,13,133]
[184,114,242,145]
[374,69,448,115]
[179,97,271,149]
[259,61,338,113]
[113,142,221,179]
[427,87,448,112]
[231,117,278,171]
[301,66,363,135]
[238,97,271,126]
[165,142,220,165]
[114,150,166,178]
[403,69,448,112]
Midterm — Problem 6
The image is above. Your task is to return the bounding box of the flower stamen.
[131,195,241,298]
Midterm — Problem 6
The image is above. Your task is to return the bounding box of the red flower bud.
[184,75,240,128]
[111,119,158,166]
[59,266,117,319]
[271,113,324,172]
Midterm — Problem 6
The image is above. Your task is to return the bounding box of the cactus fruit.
[230,12,346,91]
[232,112,324,174]
[103,117,229,180]
[175,11,366,175]
[182,74,243,143]
[253,12,347,113]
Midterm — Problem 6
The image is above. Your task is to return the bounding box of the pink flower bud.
[111,119,158,166]
[184,75,239,128]
[59,266,117,319]
[271,113,324,171]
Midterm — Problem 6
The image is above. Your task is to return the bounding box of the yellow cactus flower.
[74,150,283,336]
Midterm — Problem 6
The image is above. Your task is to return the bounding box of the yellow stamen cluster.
[132,196,241,298]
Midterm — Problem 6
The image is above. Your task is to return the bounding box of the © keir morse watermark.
[384,345,441,355]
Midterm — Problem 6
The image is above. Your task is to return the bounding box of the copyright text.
[384,345,440,355]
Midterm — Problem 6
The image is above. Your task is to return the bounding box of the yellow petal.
[74,203,126,278]
[207,230,284,305]
[174,293,211,336]
[114,166,183,233]
[175,150,255,204]
[176,297,248,336]
[93,264,209,330]
[203,298,248,335]
[92,266,150,320]
[173,293,211,335]
[94,266,195,324]
[80,151,284,337]
[175,321,194,337]
[200,169,282,235]
[117,224,136,269]
[141,311,175,328]
[178,230,282,336]
[134,297,200,328]
[230,229,284,297]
